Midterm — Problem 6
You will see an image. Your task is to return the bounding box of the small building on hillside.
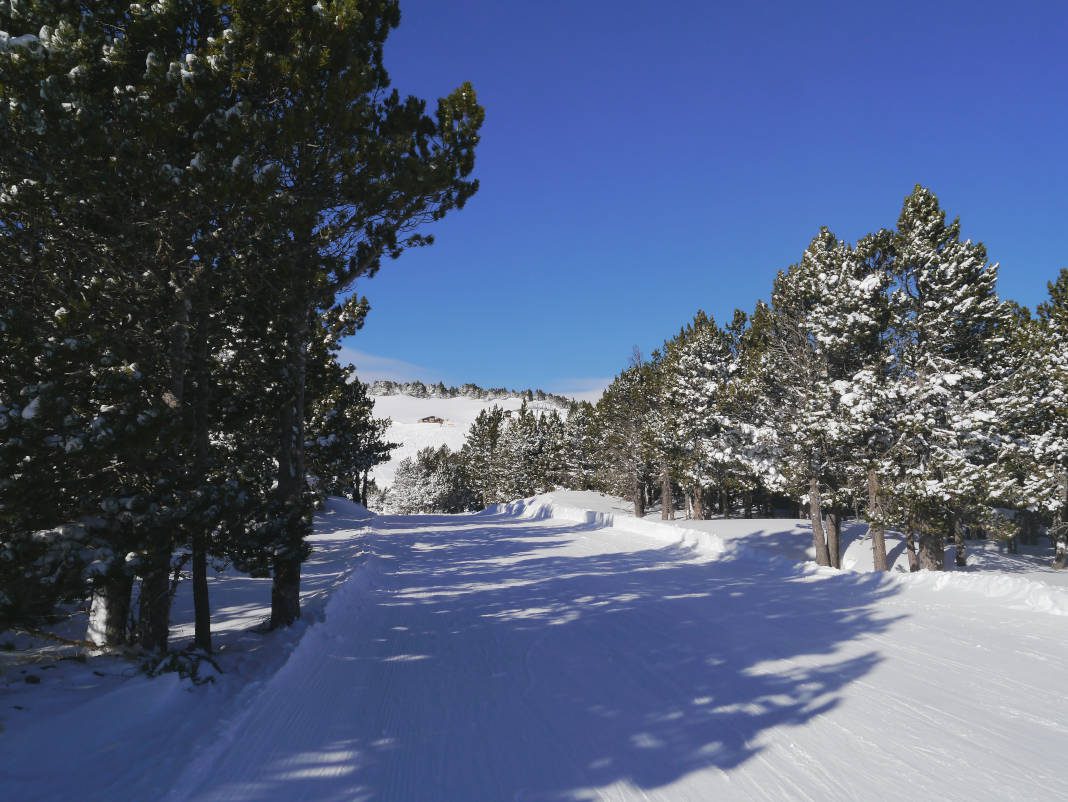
[420,415,445,424]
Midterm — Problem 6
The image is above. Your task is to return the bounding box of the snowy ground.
[5,492,1068,800]
[368,393,564,488]
[0,499,374,801]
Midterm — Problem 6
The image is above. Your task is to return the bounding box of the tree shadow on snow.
[202,509,904,801]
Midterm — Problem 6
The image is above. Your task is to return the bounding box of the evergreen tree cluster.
[0,2,482,652]
[437,187,1065,574]
[381,401,576,513]
[576,187,1067,572]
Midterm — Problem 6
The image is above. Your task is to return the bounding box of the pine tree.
[220,0,483,626]
[561,402,599,491]
[596,354,655,517]
[883,186,1009,570]
[461,406,507,507]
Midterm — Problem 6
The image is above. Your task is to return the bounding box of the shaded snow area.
[368,394,562,487]
[6,492,1068,800]
[0,499,373,801]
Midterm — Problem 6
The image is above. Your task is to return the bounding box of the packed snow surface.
[5,491,1068,801]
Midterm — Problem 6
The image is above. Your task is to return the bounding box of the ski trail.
[178,510,1068,801]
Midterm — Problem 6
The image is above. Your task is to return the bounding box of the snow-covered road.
[174,509,1068,802]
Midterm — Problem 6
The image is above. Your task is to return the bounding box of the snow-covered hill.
[369,392,568,488]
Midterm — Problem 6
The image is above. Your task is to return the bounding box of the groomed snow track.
[164,496,1068,801]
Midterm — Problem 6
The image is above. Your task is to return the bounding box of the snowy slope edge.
[493,492,1068,618]
[163,502,382,800]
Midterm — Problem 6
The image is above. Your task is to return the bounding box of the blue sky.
[341,0,1068,398]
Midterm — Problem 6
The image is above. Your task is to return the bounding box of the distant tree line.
[0,2,481,657]
[401,187,1066,573]
[369,379,572,409]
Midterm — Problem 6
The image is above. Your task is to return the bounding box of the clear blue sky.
[340,0,1068,398]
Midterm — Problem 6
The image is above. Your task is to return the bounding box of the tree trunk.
[270,305,309,629]
[632,469,645,518]
[952,513,966,568]
[87,572,133,648]
[866,469,888,572]
[137,551,172,653]
[190,304,212,653]
[660,463,673,520]
[918,532,944,571]
[808,476,831,567]
[271,555,302,628]
[905,532,920,571]
[692,486,704,520]
[824,509,841,569]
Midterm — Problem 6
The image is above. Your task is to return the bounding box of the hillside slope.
[368,392,565,488]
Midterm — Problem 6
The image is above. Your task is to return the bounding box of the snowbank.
[492,490,1068,618]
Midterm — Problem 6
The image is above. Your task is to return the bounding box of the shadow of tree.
[197,510,903,801]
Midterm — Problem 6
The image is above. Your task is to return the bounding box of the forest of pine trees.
[0,2,482,656]
[413,187,1066,574]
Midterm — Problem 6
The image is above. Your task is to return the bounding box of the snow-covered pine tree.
[883,186,1010,570]
[497,401,543,500]
[461,406,507,507]
[561,402,599,491]
[1036,270,1068,563]
[596,355,655,517]
[831,230,897,570]
[992,270,1068,564]
[661,312,735,519]
[388,446,473,514]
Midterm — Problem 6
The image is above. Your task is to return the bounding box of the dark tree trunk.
[87,572,133,648]
[866,469,888,572]
[905,531,920,572]
[824,509,841,569]
[918,532,944,571]
[137,551,172,653]
[660,463,673,520]
[190,304,212,653]
[134,266,197,653]
[692,486,704,520]
[270,305,309,629]
[191,538,211,652]
[744,491,753,519]
[271,555,302,628]
[808,476,831,567]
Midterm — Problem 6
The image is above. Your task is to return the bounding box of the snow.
[20,396,39,419]
[1,499,374,800]
[369,393,560,487]
[6,492,1068,800]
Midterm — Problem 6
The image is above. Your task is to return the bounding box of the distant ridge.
[367,379,573,410]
